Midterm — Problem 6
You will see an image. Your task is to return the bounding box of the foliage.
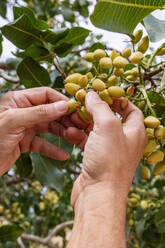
[91,0,165,35]
[0,0,165,247]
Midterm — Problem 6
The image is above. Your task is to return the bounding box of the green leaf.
[15,153,33,178]
[42,28,69,45]
[50,71,65,88]
[56,27,90,46]
[161,71,165,91]
[90,0,165,35]
[16,44,51,62]
[143,225,161,244]
[162,112,165,126]
[54,27,90,56]
[61,7,75,22]
[135,219,145,240]
[154,105,165,118]
[5,58,21,70]
[45,134,74,154]
[144,14,165,42]
[160,234,165,247]
[54,44,73,57]
[1,15,43,50]
[0,0,7,18]
[17,57,51,88]
[0,33,3,56]
[148,91,162,105]
[30,153,65,191]
[13,6,49,31]
[89,42,106,52]
[154,206,165,233]
[0,225,23,242]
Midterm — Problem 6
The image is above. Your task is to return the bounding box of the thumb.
[85,91,116,128]
[7,101,68,129]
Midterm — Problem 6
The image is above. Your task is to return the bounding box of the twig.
[52,54,66,79]
[69,164,81,175]
[147,44,165,69]
[11,82,21,91]
[17,237,26,248]
[5,174,34,186]
[21,234,56,248]
[0,62,12,70]
[45,220,74,241]
[72,46,120,54]
[0,70,20,83]
[143,64,165,81]
[21,220,73,248]
[140,87,156,117]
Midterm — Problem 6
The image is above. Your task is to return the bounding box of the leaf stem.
[120,75,139,85]
[52,54,66,79]
[147,44,165,69]
[139,87,156,117]
[138,64,143,85]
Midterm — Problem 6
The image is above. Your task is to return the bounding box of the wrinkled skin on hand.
[0,87,88,175]
[71,92,148,206]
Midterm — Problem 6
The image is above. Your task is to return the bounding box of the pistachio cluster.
[64,29,165,178]
[65,48,129,122]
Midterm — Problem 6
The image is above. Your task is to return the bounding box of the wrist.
[68,182,127,248]
[0,156,11,176]
[71,174,130,209]
[74,181,128,211]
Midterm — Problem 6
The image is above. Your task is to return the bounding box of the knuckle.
[5,109,16,123]
[36,105,49,116]
[96,101,108,108]
[5,91,14,99]
[102,116,121,129]
[135,125,147,143]
[40,86,49,93]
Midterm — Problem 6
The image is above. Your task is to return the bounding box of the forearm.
[67,183,128,248]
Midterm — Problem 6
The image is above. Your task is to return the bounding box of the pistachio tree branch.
[17,237,26,248]
[0,62,12,70]
[72,46,120,54]
[20,220,73,248]
[143,64,165,81]
[45,220,74,241]
[5,174,34,186]
[69,164,81,175]
[0,70,20,83]
[53,54,66,79]
[21,234,57,248]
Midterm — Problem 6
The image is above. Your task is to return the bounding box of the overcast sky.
[0,3,165,60]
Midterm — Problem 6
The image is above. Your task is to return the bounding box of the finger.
[111,98,148,148]
[85,123,93,134]
[85,91,122,134]
[60,115,75,128]
[34,121,87,150]
[7,101,68,129]
[111,98,145,132]
[71,111,89,129]
[66,127,87,150]
[19,129,35,153]
[13,87,68,107]
[30,136,69,160]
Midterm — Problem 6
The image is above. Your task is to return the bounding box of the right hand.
[71,91,147,207]
[0,87,87,176]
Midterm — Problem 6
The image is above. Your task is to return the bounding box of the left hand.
[0,87,87,176]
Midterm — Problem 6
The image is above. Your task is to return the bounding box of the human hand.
[71,91,148,206]
[0,87,87,176]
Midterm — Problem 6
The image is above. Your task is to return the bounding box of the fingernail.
[54,101,68,113]
[87,91,99,100]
